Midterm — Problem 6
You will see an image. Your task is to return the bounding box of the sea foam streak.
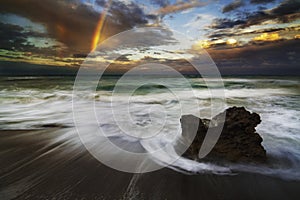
[0,77,299,179]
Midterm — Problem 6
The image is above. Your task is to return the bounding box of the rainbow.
[91,0,113,51]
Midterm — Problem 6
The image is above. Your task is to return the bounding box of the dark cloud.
[106,1,153,27]
[222,0,244,13]
[270,0,300,15]
[210,18,246,29]
[0,60,78,76]
[245,0,300,25]
[241,0,300,27]
[208,26,291,39]
[1,1,97,54]
[0,22,26,51]
[73,53,88,58]
[241,11,269,26]
[0,0,153,55]
[250,0,275,4]
[209,0,300,37]
[208,32,234,39]
[0,22,58,56]
[207,39,300,75]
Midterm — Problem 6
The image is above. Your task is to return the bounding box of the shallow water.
[0,76,299,179]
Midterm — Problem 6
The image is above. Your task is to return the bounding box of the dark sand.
[0,128,299,200]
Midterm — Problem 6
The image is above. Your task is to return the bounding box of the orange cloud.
[253,33,281,42]
[192,40,211,49]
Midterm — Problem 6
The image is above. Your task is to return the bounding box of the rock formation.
[181,107,267,163]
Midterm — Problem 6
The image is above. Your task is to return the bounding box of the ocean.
[0,76,299,180]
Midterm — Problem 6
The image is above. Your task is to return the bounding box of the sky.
[0,0,299,75]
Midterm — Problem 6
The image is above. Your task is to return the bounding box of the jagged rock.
[181,107,267,163]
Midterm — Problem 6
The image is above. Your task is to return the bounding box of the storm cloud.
[0,0,153,54]
[207,39,300,75]
[0,22,58,56]
[209,0,300,38]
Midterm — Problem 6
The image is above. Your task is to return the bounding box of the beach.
[1,128,300,200]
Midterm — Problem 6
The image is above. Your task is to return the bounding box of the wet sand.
[0,128,299,200]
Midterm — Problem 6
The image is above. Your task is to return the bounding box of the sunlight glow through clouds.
[226,38,237,45]
[253,33,281,42]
